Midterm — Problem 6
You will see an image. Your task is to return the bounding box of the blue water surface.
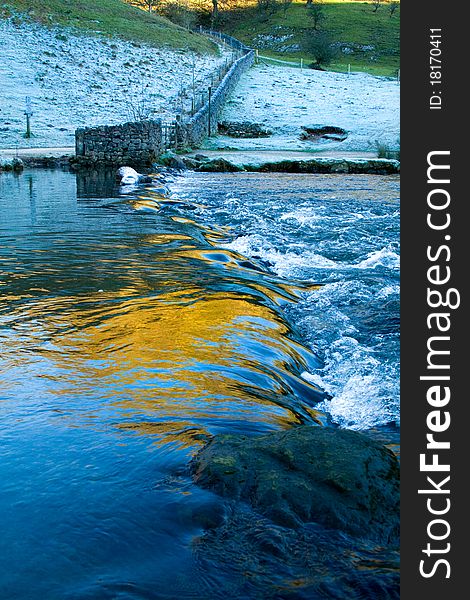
[0,170,399,599]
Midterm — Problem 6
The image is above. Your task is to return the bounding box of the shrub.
[305,31,337,68]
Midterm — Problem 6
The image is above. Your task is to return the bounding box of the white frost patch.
[0,19,230,148]
[213,64,399,153]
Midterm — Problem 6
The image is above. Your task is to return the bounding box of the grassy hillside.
[0,0,217,53]
[219,0,400,75]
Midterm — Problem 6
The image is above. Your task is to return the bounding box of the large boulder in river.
[192,426,399,544]
[116,166,152,185]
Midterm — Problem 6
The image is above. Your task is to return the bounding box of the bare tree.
[125,83,155,122]
[145,0,158,12]
[211,0,219,25]
[372,0,382,13]
[389,2,399,18]
[128,0,159,12]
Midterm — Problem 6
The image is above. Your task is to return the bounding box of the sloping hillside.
[147,0,398,75]
[0,2,228,148]
[223,0,399,75]
[1,0,216,52]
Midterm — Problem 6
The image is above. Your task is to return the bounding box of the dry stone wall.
[178,50,255,148]
[75,120,163,167]
[74,40,254,167]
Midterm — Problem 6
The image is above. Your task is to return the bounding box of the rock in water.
[116,166,152,185]
[0,158,24,172]
[158,151,187,171]
[192,426,400,544]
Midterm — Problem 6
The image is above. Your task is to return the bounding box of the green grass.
[1,0,217,53]
[258,51,397,77]
[222,1,400,76]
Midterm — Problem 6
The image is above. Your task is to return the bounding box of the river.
[0,169,399,599]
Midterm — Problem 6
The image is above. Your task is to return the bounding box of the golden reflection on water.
[2,283,323,444]
[0,187,326,448]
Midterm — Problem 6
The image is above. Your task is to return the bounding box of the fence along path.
[167,29,251,121]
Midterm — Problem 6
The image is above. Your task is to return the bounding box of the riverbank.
[0,148,400,175]
[179,152,400,174]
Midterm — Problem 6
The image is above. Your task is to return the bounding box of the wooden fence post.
[24,96,33,138]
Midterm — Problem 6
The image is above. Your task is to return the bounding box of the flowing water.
[0,169,399,599]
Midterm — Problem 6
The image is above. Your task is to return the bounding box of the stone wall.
[179,50,255,148]
[74,40,254,166]
[75,119,163,167]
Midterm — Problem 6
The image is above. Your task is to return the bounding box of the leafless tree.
[389,2,399,18]
[145,0,158,12]
[125,83,155,122]
[372,0,382,13]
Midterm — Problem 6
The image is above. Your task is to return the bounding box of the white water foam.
[295,278,399,429]
[223,235,337,277]
[355,245,400,270]
[302,336,399,430]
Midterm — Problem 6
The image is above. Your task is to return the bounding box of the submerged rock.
[192,426,400,544]
[195,507,400,599]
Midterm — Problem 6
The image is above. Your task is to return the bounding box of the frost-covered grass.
[1,0,216,53]
[0,19,230,148]
[257,52,398,77]
[208,63,400,154]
